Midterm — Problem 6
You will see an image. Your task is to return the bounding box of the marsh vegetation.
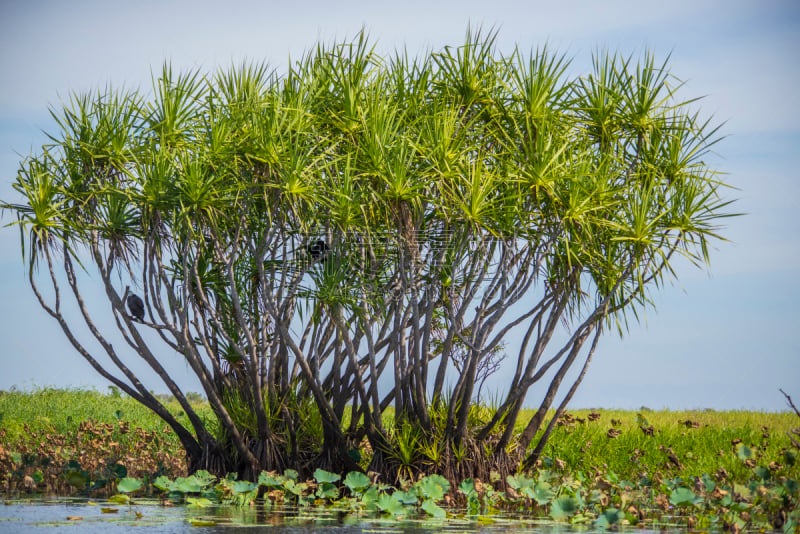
[2,389,798,531]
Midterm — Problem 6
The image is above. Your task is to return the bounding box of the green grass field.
[529,408,797,483]
[0,386,212,440]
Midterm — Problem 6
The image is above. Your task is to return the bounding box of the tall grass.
[0,387,211,445]
[526,408,799,482]
[2,389,798,485]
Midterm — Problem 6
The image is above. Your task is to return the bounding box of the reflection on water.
[0,498,598,533]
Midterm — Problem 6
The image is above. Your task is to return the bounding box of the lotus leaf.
[117,477,143,493]
[506,473,534,491]
[466,493,481,515]
[64,471,88,489]
[392,489,419,505]
[421,498,446,518]
[550,495,579,520]
[189,519,217,526]
[458,479,476,495]
[594,508,623,528]
[313,468,341,484]
[108,494,130,504]
[361,486,379,508]
[415,474,449,501]
[258,472,285,488]
[344,471,371,493]
[107,463,127,479]
[754,466,770,480]
[284,480,308,496]
[669,487,701,507]
[701,473,716,492]
[377,493,406,515]
[531,481,554,505]
[153,476,172,491]
[735,443,753,460]
[316,482,339,499]
[175,476,205,493]
[186,497,213,508]
[192,470,216,487]
[232,480,258,494]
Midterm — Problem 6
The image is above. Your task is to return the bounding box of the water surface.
[0,499,599,533]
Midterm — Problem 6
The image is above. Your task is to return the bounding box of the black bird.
[307,239,329,261]
[126,293,145,322]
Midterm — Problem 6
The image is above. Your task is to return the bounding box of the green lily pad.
[189,519,217,527]
[701,473,716,493]
[316,482,339,499]
[117,477,143,493]
[107,463,127,479]
[64,471,88,489]
[594,508,624,528]
[458,479,476,495]
[192,470,216,487]
[313,468,341,484]
[421,498,446,518]
[361,486,379,507]
[153,475,172,492]
[175,476,205,493]
[753,466,770,480]
[344,471,371,493]
[531,481,554,505]
[186,497,213,508]
[735,443,753,460]
[669,487,702,507]
[258,472,285,488]
[466,493,481,515]
[284,480,308,496]
[393,489,419,505]
[377,493,406,515]
[108,494,130,505]
[232,480,258,494]
[506,473,534,491]
[415,474,449,501]
[550,495,579,520]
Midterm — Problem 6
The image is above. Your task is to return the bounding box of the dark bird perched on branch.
[126,293,145,322]
[307,239,329,261]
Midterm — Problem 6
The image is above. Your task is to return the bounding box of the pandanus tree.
[2,29,733,480]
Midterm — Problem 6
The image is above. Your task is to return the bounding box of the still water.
[0,499,625,533]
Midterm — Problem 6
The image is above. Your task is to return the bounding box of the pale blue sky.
[0,0,797,410]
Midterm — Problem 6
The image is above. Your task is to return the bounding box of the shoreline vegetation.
[1,388,798,531]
